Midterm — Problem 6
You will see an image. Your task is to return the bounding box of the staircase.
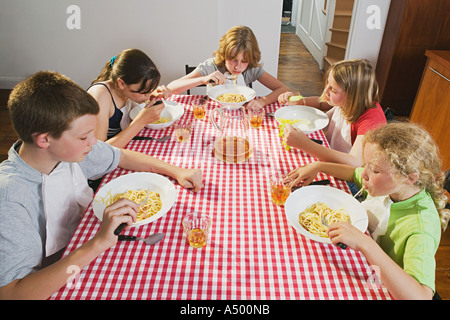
[323,0,355,71]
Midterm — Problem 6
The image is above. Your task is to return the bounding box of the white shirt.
[325,107,352,153]
[42,162,93,256]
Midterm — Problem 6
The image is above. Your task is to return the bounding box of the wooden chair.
[185,65,204,95]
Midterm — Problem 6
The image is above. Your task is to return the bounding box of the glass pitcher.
[210,106,253,164]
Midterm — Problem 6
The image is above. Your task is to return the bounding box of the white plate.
[284,185,368,245]
[274,105,329,134]
[129,100,184,130]
[207,84,256,110]
[92,172,177,227]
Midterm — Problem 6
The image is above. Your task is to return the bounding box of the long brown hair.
[320,59,379,122]
[92,48,161,94]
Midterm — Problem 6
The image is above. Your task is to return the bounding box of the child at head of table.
[167,25,290,110]
[287,122,450,300]
[88,48,173,149]
[0,71,203,299]
[278,59,387,167]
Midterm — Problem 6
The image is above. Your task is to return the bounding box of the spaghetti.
[217,93,246,103]
[277,118,311,151]
[151,116,171,124]
[298,202,350,238]
[96,189,162,221]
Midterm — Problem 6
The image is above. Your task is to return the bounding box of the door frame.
[295,0,335,69]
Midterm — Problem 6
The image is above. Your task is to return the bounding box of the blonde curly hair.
[364,122,450,230]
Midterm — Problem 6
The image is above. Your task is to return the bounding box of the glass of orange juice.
[192,98,207,120]
[182,212,211,248]
[270,172,293,206]
[248,108,265,128]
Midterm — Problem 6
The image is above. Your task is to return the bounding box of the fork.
[113,190,151,236]
[321,215,347,250]
[322,188,365,249]
[225,74,238,81]
[132,135,171,142]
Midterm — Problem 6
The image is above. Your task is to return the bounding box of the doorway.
[281,0,296,33]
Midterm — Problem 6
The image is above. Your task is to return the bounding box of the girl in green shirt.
[287,122,450,299]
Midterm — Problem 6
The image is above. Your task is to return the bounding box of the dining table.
[50,94,392,301]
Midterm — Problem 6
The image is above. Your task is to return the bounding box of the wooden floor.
[0,32,448,299]
[277,33,325,96]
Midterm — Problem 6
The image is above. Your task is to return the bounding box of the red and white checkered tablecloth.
[50,95,391,300]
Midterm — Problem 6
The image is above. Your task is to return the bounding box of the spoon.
[144,100,164,107]
[118,233,165,246]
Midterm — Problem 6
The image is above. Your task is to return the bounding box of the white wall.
[345,0,391,68]
[0,0,282,97]
[293,0,390,70]
[295,0,330,70]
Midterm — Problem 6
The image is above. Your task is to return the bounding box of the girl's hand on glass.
[287,162,320,187]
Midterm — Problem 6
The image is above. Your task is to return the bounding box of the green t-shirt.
[354,167,441,292]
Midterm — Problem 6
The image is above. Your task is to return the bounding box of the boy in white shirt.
[0,71,203,299]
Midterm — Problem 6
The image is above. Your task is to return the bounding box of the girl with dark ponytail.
[88,49,172,148]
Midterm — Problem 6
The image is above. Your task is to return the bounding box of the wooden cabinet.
[376,0,450,116]
[410,50,450,172]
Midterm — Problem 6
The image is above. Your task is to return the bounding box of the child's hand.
[135,101,165,125]
[95,198,138,249]
[284,124,309,149]
[204,71,226,85]
[278,91,296,105]
[152,85,172,100]
[327,221,369,251]
[287,162,320,187]
[175,168,204,192]
[245,98,265,111]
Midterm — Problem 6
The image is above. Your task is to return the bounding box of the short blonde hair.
[364,122,450,230]
[214,26,262,69]
[320,59,379,122]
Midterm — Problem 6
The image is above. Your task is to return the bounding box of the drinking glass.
[173,120,192,143]
[182,212,211,248]
[270,172,293,206]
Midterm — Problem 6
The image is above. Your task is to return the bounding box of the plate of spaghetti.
[284,185,368,244]
[92,172,177,227]
[129,100,184,130]
[207,84,256,110]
